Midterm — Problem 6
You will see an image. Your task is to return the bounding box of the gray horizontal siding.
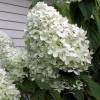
[0,0,31,47]
[0,20,25,30]
[0,0,51,47]
[0,12,27,23]
[0,0,31,8]
[0,3,28,15]
[0,29,25,38]
[13,39,25,47]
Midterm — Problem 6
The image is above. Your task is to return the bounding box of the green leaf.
[36,80,50,90]
[31,90,45,100]
[70,2,84,26]
[53,1,71,21]
[88,97,96,100]
[79,1,95,20]
[19,78,37,93]
[93,6,100,33]
[49,90,62,100]
[84,19,100,52]
[45,94,52,100]
[72,90,84,100]
[96,0,100,7]
[81,75,100,100]
[62,92,76,100]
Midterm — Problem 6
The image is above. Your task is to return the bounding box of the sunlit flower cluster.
[0,31,27,81]
[0,31,12,47]
[26,2,91,81]
[0,31,13,59]
[0,68,20,100]
[25,2,92,91]
[3,47,27,81]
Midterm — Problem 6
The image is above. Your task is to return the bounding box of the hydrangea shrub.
[0,68,20,100]
[0,0,100,99]
[25,2,92,91]
[0,31,27,81]
[26,2,91,79]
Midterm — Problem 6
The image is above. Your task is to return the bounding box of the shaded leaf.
[84,19,100,52]
[49,90,62,100]
[79,1,95,20]
[62,92,76,100]
[81,75,100,100]
[88,96,96,100]
[72,90,84,100]
[54,2,70,17]
[36,80,50,90]
[70,2,84,26]
[19,78,37,93]
[93,6,100,33]
[31,90,45,100]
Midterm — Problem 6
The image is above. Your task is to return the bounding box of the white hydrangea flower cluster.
[25,2,93,92]
[0,31,13,59]
[26,2,92,81]
[0,31,27,81]
[0,31,12,47]
[0,68,20,100]
[3,47,28,81]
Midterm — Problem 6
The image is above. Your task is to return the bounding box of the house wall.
[0,0,31,48]
[0,0,51,48]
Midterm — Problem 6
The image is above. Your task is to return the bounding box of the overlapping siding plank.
[0,29,25,39]
[0,12,27,23]
[13,39,25,47]
[0,0,30,47]
[0,0,31,8]
[0,20,26,30]
[0,3,28,15]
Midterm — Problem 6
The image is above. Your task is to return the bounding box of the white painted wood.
[12,39,25,47]
[0,0,31,47]
[0,0,31,7]
[0,29,25,38]
[0,12,27,23]
[0,0,51,47]
[0,20,26,30]
[0,3,28,15]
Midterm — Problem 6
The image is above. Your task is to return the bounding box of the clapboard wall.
[0,0,52,48]
[0,0,31,48]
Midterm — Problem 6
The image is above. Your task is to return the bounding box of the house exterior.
[0,0,51,48]
[0,0,31,48]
